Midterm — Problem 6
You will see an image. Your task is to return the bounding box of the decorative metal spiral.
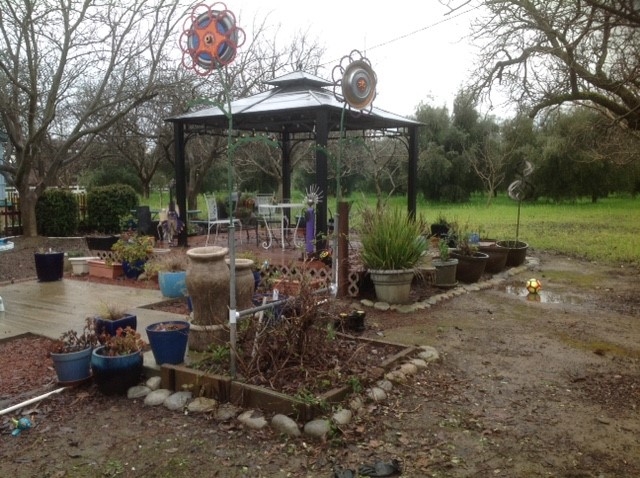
[508,160,535,201]
[179,2,245,75]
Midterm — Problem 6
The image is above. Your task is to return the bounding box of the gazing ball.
[525,278,542,294]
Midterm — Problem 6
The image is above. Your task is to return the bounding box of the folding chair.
[203,193,242,246]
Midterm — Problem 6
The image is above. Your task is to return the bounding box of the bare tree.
[466,1,640,134]
[0,0,185,236]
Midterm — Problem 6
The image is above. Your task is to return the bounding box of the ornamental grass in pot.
[358,206,428,304]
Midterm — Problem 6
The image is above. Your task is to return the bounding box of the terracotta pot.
[88,260,123,279]
[478,243,509,273]
[450,251,489,283]
[496,240,528,267]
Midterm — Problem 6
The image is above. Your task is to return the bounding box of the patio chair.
[254,193,286,246]
[203,193,243,246]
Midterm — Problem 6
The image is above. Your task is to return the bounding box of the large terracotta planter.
[496,240,528,267]
[225,258,254,310]
[186,246,229,351]
[368,269,415,304]
[450,251,489,283]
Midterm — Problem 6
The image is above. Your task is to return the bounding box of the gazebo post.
[174,122,188,247]
[408,125,418,219]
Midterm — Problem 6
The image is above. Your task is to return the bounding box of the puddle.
[504,286,584,304]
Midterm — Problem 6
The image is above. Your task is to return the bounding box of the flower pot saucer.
[436,281,458,289]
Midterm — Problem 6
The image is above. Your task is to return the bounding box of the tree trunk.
[19,186,39,237]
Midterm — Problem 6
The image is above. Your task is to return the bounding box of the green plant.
[99,326,145,356]
[438,239,451,261]
[87,184,139,234]
[144,253,188,278]
[358,206,428,270]
[96,303,130,321]
[207,344,230,363]
[50,317,99,353]
[36,189,79,236]
[111,234,154,264]
[454,231,479,256]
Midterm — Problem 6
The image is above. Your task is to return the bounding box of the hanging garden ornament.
[508,160,535,201]
[332,50,377,112]
[180,3,245,75]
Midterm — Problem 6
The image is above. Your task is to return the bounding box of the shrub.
[87,184,138,233]
[36,189,79,237]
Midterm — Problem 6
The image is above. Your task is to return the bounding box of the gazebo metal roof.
[166,71,422,247]
[167,71,421,133]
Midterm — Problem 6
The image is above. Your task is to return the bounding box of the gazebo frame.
[165,71,422,248]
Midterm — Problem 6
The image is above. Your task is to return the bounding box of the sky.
[230,1,481,118]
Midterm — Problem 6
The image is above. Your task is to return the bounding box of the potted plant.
[67,250,100,276]
[432,239,458,287]
[359,206,428,304]
[111,233,154,279]
[145,253,188,298]
[449,232,489,283]
[93,303,137,337]
[145,320,190,366]
[34,248,65,282]
[430,213,450,239]
[91,326,146,395]
[497,160,532,267]
[49,317,99,384]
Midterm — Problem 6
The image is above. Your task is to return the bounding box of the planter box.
[69,256,100,276]
[160,335,416,421]
[88,260,123,279]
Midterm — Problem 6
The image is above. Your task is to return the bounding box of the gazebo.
[165,71,422,248]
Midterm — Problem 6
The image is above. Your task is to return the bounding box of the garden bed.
[161,333,416,420]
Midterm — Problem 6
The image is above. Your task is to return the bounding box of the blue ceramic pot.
[50,347,92,384]
[158,271,187,298]
[94,314,137,336]
[122,260,146,279]
[146,321,190,365]
[91,346,143,395]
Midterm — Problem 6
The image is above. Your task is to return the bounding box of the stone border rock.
[126,345,442,440]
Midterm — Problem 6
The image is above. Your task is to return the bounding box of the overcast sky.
[232,1,480,117]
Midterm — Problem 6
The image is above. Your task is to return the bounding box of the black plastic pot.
[34,252,64,282]
[85,235,118,251]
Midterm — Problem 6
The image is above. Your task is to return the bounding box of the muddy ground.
[1,238,639,477]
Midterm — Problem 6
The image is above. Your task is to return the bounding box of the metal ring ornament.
[332,50,377,112]
[180,2,245,75]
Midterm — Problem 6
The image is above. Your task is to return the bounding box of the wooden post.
[337,201,349,298]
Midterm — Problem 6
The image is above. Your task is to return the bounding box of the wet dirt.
[1,240,640,477]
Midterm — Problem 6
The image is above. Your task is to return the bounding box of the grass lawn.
[140,191,639,265]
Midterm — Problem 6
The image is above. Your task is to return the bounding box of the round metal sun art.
[332,50,377,113]
[180,2,245,75]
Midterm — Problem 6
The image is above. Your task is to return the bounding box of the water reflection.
[504,286,583,304]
